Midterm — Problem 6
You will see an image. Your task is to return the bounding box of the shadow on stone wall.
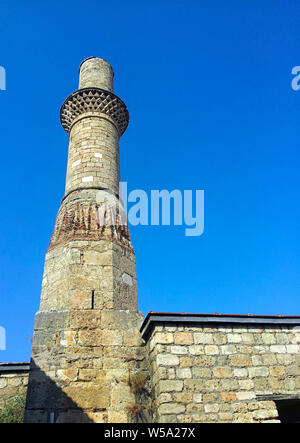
[24,359,94,423]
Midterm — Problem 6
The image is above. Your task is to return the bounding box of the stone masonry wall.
[0,370,29,404]
[25,309,149,423]
[147,323,300,423]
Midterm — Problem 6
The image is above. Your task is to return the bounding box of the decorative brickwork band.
[49,197,132,251]
[60,88,129,136]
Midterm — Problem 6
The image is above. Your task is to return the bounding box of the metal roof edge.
[0,363,30,373]
[140,312,300,341]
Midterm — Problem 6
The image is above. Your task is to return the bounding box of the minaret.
[24,58,146,423]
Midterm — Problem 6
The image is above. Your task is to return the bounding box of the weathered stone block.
[192,367,212,378]
[229,354,251,367]
[171,345,188,354]
[220,392,237,402]
[179,356,193,367]
[63,383,110,409]
[174,393,193,403]
[158,403,185,415]
[176,368,192,379]
[194,333,213,344]
[213,367,233,378]
[158,380,183,393]
[204,345,219,355]
[69,311,101,329]
[248,367,269,378]
[174,332,193,345]
[189,345,204,355]
[157,354,179,367]
[204,403,219,413]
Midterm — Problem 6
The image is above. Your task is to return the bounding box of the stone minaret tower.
[24,58,146,423]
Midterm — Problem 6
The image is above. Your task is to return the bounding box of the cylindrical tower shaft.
[24,58,147,424]
[79,57,114,91]
[65,114,120,196]
[61,57,128,197]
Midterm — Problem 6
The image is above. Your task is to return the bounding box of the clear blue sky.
[0,0,299,362]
